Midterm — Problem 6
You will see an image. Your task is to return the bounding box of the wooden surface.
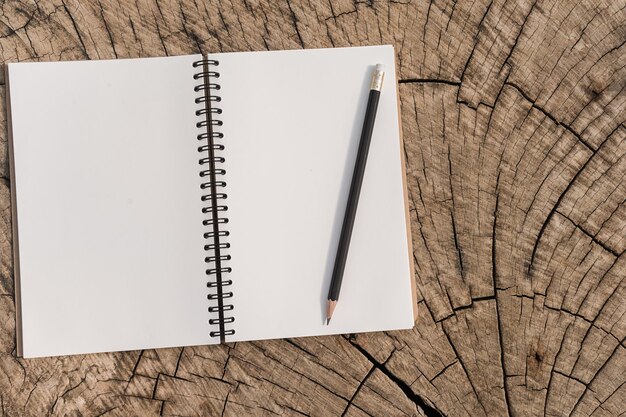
[0,0,625,415]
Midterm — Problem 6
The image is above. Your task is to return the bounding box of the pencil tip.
[326,299,337,325]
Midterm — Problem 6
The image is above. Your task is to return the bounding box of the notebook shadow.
[319,65,377,325]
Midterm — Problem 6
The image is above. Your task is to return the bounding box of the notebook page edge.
[391,49,419,323]
[20,339,217,360]
[5,64,24,357]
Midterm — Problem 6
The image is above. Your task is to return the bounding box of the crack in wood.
[347,339,444,417]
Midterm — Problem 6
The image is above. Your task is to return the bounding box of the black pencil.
[326,64,385,325]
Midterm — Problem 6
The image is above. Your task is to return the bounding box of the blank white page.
[213,45,415,342]
[8,55,219,357]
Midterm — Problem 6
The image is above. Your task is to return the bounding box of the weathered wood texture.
[0,0,624,416]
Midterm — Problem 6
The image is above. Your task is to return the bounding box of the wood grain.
[0,0,624,415]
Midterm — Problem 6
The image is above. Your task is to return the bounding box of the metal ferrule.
[370,68,385,91]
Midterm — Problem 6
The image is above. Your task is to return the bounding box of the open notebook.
[6,45,416,358]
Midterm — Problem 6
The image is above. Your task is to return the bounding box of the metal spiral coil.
[194,58,235,342]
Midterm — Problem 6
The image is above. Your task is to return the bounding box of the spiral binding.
[193,58,234,343]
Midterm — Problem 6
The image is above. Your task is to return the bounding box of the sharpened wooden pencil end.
[326,300,337,325]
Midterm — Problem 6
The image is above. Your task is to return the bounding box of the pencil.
[326,64,385,325]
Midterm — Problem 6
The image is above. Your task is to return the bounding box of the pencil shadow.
[319,65,376,325]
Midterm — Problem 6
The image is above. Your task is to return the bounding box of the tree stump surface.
[0,0,624,416]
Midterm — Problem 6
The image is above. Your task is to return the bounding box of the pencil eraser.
[375,64,385,72]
